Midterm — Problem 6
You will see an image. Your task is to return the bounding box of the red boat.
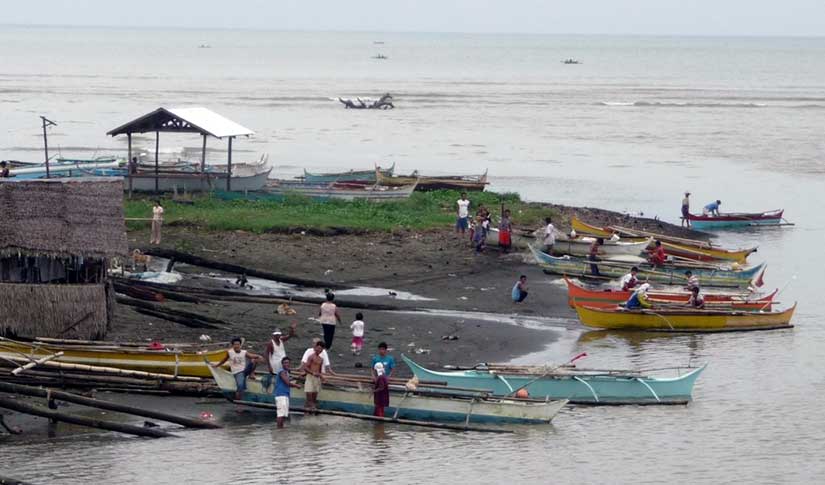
[687,209,785,230]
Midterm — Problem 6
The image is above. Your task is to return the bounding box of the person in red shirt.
[649,240,667,266]
[588,238,604,276]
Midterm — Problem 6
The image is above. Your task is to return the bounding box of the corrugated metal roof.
[107,107,255,138]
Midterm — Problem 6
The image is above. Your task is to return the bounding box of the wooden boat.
[376,168,488,191]
[0,337,227,378]
[9,160,122,180]
[264,179,417,201]
[529,245,765,289]
[574,303,796,331]
[302,163,395,183]
[570,215,758,263]
[564,277,777,310]
[402,355,705,405]
[207,366,566,425]
[687,210,785,230]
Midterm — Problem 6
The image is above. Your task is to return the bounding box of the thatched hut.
[0,177,127,340]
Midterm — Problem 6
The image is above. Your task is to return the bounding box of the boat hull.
[208,367,565,424]
[574,304,796,331]
[122,168,271,192]
[564,278,776,310]
[376,169,488,192]
[264,181,417,201]
[303,163,394,183]
[687,210,784,230]
[402,355,704,405]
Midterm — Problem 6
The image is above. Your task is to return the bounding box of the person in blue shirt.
[625,283,653,310]
[512,275,528,303]
[371,342,396,378]
[274,356,299,428]
[703,200,721,216]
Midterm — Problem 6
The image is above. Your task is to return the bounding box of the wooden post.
[127,132,133,197]
[226,136,233,191]
[40,116,56,178]
[154,130,160,192]
[201,134,207,172]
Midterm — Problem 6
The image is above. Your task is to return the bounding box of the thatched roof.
[0,283,110,340]
[0,177,128,259]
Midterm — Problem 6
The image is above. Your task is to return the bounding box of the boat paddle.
[509,352,588,397]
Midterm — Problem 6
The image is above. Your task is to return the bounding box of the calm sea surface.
[1,27,824,484]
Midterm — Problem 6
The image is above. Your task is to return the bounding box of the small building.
[0,177,128,340]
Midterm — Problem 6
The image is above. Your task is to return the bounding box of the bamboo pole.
[0,382,220,429]
[0,356,204,382]
[11,352,63,376]
[0,396,176,438]
[235,400,513,434]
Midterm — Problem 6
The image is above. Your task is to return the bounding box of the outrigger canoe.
[376,168,488,191]
[564,277,777,310]
[574,304,796,331]
[530,245,765,289]
[402,355,705,405]
[570,215,758,263]
[687,210,785,230]
[0,337,227,378]
[207,366,566,425]
[302,163,395,183]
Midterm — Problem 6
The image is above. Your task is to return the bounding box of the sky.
[3,0,825,37]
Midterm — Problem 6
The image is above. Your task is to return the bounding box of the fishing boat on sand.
[0,337,227,378]
[529,245,765,289]
[207,366,566,425]
[486,229,651,258]
[574,303,796,331]
[570,215,758,263]
[564,277,776,310]
[302,163,395,184]
[687,210,786,230]
[264,179,418,201]
[401,355,705,405]
[376,168,489,191]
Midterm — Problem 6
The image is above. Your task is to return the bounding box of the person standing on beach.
[499,209,513,252]
[543,217,557,254]
[371,342,396,378]
[318,292,341,350]
[350,312,365,355]
[274,357,300,428]
[211,337,263,401]
[150,200,164,245]
[681,192,691,227]
[456,192,470,236]
[472,216,486,253]
[299,341,325,413]
[512,275,528,303]
[589,238,604,276]
[373,362,390,417]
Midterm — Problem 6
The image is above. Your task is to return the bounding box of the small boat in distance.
[302,163,395,183]
[376,168,489,191]
[563,59,581,64]
[687,210,787,230]
[372,54,388,60]
[263,179,418,201]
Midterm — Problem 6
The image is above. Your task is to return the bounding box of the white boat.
[486,228,650,257]
[264,180,418,201]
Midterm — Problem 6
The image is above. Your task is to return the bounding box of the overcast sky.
[4,0,825,37]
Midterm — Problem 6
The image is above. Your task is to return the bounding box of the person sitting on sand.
[299,341,326,413]
[620,267,640,291]
[371,342,396,378]
[687,286,705,309]
[625,283,653,310]
[373,362,390,418]
[649,240,667,266]
[703,200,721,217]
[211,337,263,401]
[274,357,301,429]
[512,275,528,303]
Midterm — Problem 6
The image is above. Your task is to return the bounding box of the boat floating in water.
[402,355,705,405]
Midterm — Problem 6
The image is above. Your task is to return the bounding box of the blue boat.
[687,210,786,230]
[208,366,566,424]
[402,355,706,405]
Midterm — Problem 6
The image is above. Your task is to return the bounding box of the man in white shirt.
[620,267,640,291]
[543,217,557,253]
[301,338,333,374]
[455,192,470,235]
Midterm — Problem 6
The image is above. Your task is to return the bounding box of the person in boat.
[685,270,699,291]
[620,266,640,291]
[299,341,326,413]
[456,192,470,236]
[625,283,653,309]
[301,337,333,375]
[512,274,528,303]
[499,209,513,252]
[211,337,263,401]
[703,200,722,217]
[543,217,558,253]
[649,240,667,266]
[373,362,390,418]
[264,322,297,386]
[150,200,164,245]
[0,161,10,178]
[371,342,396,378]
[318,292,341,351]
[681,192,691,227]
[687,286,705,309]
[274,357,300,429]
[589,238,604,276]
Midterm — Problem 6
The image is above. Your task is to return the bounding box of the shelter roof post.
[154,131,160,193]
[227,136,233,192]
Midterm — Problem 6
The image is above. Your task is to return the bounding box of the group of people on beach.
[210,293,395,428]
[455,192,513,253]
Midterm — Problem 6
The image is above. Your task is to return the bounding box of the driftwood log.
[115,295,228,329]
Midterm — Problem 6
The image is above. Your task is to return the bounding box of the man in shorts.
[210,337,262,401]
[274,356,299,428]
[456,192,470,235]
[300,341,325,413]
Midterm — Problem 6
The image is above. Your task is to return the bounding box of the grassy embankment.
[124,191,557,233]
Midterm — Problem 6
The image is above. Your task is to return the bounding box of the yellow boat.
[574,304,796,332]
[0,338,228,378]
[570,215,756,264]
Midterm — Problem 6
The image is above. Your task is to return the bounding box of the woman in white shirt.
[151,200,164,245]
[318,292,341,351]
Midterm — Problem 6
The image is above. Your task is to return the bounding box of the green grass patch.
[124,190,557,234]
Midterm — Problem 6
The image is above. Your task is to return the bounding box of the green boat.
[302,163,395,183]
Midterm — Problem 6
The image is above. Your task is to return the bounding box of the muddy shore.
[114,206,700,376]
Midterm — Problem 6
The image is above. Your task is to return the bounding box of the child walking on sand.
[350,312,365,355]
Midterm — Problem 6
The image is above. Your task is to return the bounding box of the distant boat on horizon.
[563,58,581,65]
[373,53,388,60]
